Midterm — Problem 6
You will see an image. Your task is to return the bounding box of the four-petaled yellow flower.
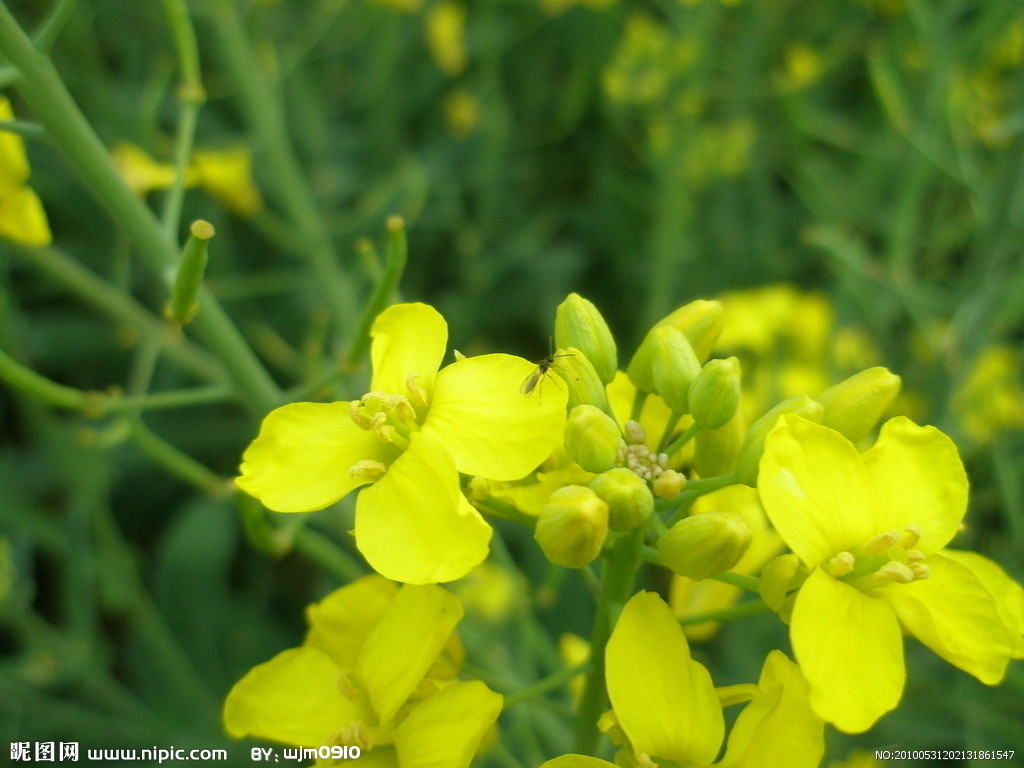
[759,415,1024,733]
[237,302,566,584]
[543,591,823,768]
[224,575,502,767]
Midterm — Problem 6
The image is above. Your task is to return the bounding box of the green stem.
[677,598,771,626]
[0,345,91,410]
[504,661,589,708]
[344,216,408,373]
[712,571,761,592]
[664,420,702,457]
[291,525,365,582]
[159,0,205,234]
[33,0,78,51]
[665,471,740,527]
[629,387,647,422]
[574,527,644,754]
[207,0,356,346]
[0,4,281,413]
[7,243,226,383]
[127,415,230,496]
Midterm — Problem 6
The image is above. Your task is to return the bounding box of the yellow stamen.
[349,460,387,482]
[863,529,900,556]
[825,551,856,577]
[874,561,915,584]
[406,372,429,410]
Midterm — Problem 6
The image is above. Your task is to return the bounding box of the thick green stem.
[0,4,281,413]
[574,527,645,754]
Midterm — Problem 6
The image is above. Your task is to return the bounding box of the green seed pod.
[564,405,621,473]
[816,366,901,443]
[657,511,751,580]
[589,467,654,531]
[534,485,609,569]
[165,219,214,325]
[627,299,724,393]
[736,395,824,486]
[693,412,744,479]
[650,326,701,414]
[689,356,741,429]
[555,293,618,385]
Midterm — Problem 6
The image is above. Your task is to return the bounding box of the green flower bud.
[555,347,613,415]
[815,366,901,443]
[650,326,701,413]
[535,485,609,568]
[693,412,744,479]
[657,511,751,580]
[627,299,723,392]
[589,468,654,531]
[165,220,214,324]
[688,357,741,429]
[759,553,806,622]
[555,293,618,385]
[736,395,824,486]
[564,404,621,473]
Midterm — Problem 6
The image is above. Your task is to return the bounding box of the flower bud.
[693,412,744,479]
[657,511,751,580]
[534,486,609,568]
[589,468,654,531]
[736,395,824,486]
[815,366,901,443]
[564,405,621,473]
[555,293,618,385]
[652,468,686,499]
[688,357,741,429]
[759,553,805,620]
[627,299,724,392]
[650,326,701,413]
[555,347,613,415]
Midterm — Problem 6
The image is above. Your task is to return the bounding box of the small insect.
[521,342,573,402]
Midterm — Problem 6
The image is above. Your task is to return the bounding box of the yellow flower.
[237,303,566,583]
[0,97,51,246]
[543,592,823,768]
[953,345,1024,443]
[224,575,502,766]
[190,147,263,216]
[111,142,179,197]
[759,415,1024,732]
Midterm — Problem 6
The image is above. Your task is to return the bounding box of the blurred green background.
[1,0,1022,765]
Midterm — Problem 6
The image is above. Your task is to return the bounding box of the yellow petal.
[860,417,967,555]
[606,591,724,765]
[0,97,29,183]
[758,416,875,566]
[237,402,393,513]
[423,353,566,480]
[355,432,491,583]
[876,552,1016,683]
[357,583,463,724]
[0,184,51,246]
[393,681,503,768]
[223,646,362,745]
[941,549,1024,657]
[371,303,447,396]
[791,569,903,733]
[540,758,617,768]
[304,575,400,667]
[714,651,824,768]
